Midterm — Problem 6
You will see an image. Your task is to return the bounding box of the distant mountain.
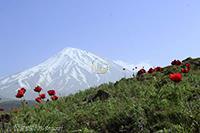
[0,48,132,100]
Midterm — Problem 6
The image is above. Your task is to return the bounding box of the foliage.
[2,58,200,132]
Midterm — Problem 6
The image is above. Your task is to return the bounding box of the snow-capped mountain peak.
[0,48,130,100]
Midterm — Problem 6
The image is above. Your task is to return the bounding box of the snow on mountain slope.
[0,48,131,100]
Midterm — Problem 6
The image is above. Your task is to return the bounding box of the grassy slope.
[4,58,200,133]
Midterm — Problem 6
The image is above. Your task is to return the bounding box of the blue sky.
[0,0,200,77]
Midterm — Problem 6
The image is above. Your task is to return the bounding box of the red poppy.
[20,88,26,94]
[16,90,24,98]
[51,95,59,101]
[47,90,56,96]
[39,94,46,99]
[181,68,189,73]
[35,97,42,103]
[148,68,154,73]
[185,63,191,69]
[176,60,182,65]
[16,88,26,98]
[154,67,163,72]
[34,86,42,93]
[171,60,182,66]
[137,69,146,75]
[171,60,176,65]
[169,73,182,82]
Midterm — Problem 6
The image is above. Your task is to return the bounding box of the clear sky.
[0,0,200,77]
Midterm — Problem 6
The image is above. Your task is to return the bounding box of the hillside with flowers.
[0,57,199,132]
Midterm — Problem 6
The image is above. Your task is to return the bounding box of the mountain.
[0,48,131,100]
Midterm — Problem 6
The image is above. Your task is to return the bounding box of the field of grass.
[1,57,200,133]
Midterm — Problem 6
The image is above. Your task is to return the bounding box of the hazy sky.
[0,0,200,77]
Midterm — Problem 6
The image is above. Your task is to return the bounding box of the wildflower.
[185,63,191,69]
[154,67,163,72]
[47,90,56,96]
[148,68,154,73]
[51,95,59,101]
[39,94,46,99]
[20,88,26,94]
[137,69,146,76]
[181,68,189,73]
[169,73,182,82]
[35,97,42,103]
[34,86,42,93]
[181,63,191,73]
[171,60,182,66]
[16,89,26,98]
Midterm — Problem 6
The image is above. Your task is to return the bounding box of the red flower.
[47,90,56,96]
[35,97,42,103]
[51,95,59,101]
[34,86,42,93]
[148,68,154,73]
[176,60,181,65]
[171,60,176,65]
[185,63,191,69]
[137,69,146,75]
[20,88,26,94]
[39,94,46,99]
[169,73,182,82]
[16,90,24,98]
[181,68,189,73]
[171,60,182,66]
[154,67,163,72]
[16,88,26,98]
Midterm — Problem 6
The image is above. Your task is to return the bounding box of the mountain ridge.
[0,47,132,100]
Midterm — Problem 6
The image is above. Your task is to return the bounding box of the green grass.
[2,57,200,133]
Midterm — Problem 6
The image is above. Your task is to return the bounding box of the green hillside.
[1,57,200,133]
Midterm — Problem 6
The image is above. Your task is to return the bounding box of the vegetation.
[1,57,200,132]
